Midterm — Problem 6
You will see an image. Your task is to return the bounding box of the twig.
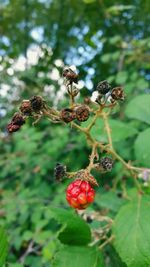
[99,235,114,250]
[19,240,34,264]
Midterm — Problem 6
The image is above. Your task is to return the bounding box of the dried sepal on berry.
[86,173,99,187]
[20,100,33,115]
[111,87,125,101]
[75,105,90,122]
[95,94,103,104]
[76,170,99,187]
[66,179,95,209]
[54,163,66,182]
[60,108,76,123]
[96,80,111,95]
[68,86,79,97]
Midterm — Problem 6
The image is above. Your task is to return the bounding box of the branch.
[71,107,148,192]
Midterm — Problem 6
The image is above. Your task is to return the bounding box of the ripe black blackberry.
[30,96,44,112]
[96,80,111,95]
[54,163,66,182]
[99,157,114,171]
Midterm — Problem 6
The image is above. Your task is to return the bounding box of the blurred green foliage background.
[0,0,150,266]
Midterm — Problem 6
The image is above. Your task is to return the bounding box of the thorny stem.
[101,111,113,149]
[43,109,61,122]
[87,113,97,131]
[71,122,95,144]
[87,143,98,172]
[43,90,149,191]
[71,107,147,192]
[87,106,103,131]
[101,112,143,192]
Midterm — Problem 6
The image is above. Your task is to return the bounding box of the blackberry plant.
[4,66,150,267]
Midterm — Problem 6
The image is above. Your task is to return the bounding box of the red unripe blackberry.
[66,179,95,209]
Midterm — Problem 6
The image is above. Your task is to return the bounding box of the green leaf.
[0,227,8,267]
[107,246,127,267]
[113,194,150,267]
[50,208,91,246]
[136,78,149,91]
[116,71,128,84]
[88,118,138,143]
[134,128,150,167]
[125,95,150,124]
[107,5,134,15]
[101,54,111,63]
[96,191,127,213]
[8,264,24,267]
[52,245,105,267]
[109,36,121,44]
[83,0,96,3]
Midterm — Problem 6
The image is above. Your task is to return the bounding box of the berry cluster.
[64,155,114,209]
[7,66,124,210]
[7,67,125,134]
[60,105,90,123]
[20,96,45,116]
[7,96,46,133]
[96,80,125,105]
[66,179,95,209]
